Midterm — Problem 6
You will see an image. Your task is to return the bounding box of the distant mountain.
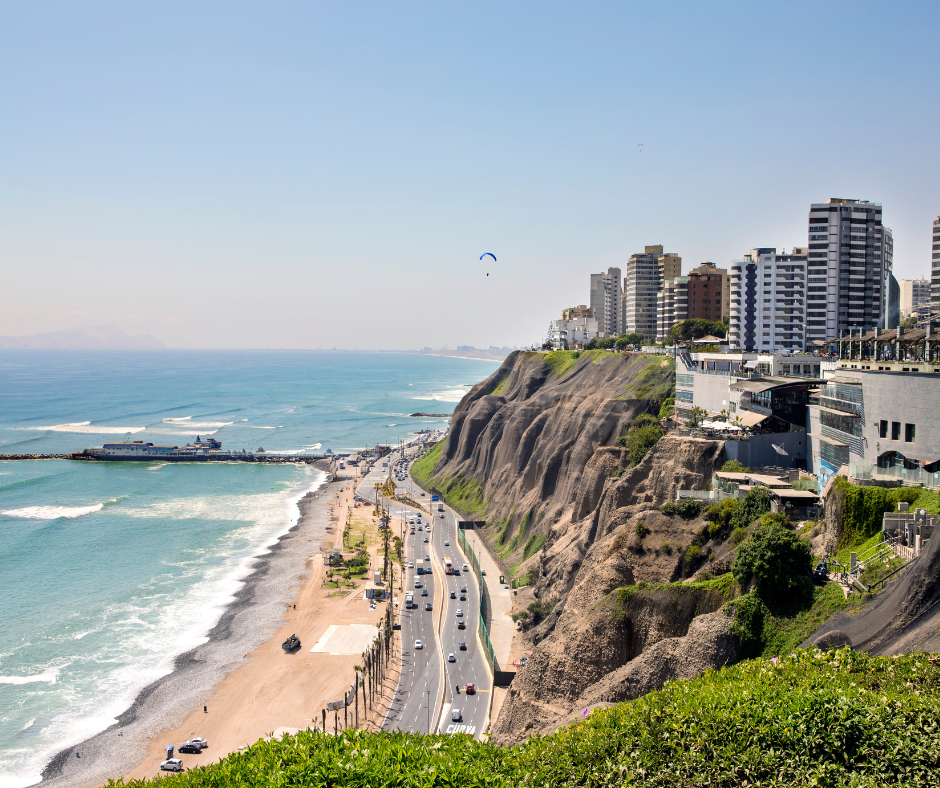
[0,326,166,349]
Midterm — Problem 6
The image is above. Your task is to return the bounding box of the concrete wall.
[859,370,940,466]
[723,430,807,469]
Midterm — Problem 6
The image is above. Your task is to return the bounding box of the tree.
[667,319,728,344]
[686,406,707,427]
[730,486,772,530]
[731,520,812,599]
[721,459,749,473]
[658,397,675,420]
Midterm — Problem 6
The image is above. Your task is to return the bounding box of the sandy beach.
[39,464,399,788]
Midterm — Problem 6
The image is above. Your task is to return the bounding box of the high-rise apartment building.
[805,198,889,343]
[729,248,807,352]
[656,276,688,341]
[686,262,730,323]
[932,217,940,316]
[624,245,681,340]
[899,278,931,320]
[589,268,624,336]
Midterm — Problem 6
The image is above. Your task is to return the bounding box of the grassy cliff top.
[110,649,940,787]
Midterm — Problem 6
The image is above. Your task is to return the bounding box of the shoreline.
[39,468,337,788]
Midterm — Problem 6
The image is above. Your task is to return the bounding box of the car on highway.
[460,586,468,594]
[440,514,445,519]
[161,759,184,772]
[424,554,430,561]
[447,653,456,662]
[457,620,466,629]
[462,564,469,572]
[451,708,462,721]
[466,683,476,695]
[455,609,463,617]
[444,540,450,546]
[460,594,466,601]
[421,588,428,596]
[417,525,423,531]
[423,537,429,543]
[450,590,456,599]
[459,641,467,650]
[414,640,423,650]
[425,603,432,611]
[407,562,413,568]
[414,580,422,588]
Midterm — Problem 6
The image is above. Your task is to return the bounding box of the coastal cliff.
[415,350,739,742]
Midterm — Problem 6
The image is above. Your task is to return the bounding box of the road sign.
[431,496,440,502]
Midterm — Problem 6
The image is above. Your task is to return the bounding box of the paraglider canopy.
[479,252,496,262]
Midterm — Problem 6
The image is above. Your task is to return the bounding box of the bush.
[729,486,771,530]
[731,520,812,600]
[705,497,739,540]
[728,592,768,658]
[635,521,650,538]
[661,498,704,519]
[661,541,673,554]
[720,459,749,473]
[658,397,675,420]
[730,526,749,545]
[834,478,923,547]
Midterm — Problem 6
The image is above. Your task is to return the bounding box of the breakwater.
[0,453,327,464]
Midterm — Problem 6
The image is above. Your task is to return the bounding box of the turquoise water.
[0,351,499,787]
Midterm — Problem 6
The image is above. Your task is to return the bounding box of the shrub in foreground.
[110,650,940,788]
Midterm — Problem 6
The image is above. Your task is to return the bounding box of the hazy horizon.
[3,1,939,350]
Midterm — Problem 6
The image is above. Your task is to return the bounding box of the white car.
[186,737,208,749]
[444,540,450,546]
[160,758,184,772]
[456,609,463,617]
[414,580,422,588]
[451,708,462,722]
[448,653,456,662]
[414,640,423,650]
[462,564,469,572]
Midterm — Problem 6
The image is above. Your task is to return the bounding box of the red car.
[465,683,476,695]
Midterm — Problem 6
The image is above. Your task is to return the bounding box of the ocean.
[0,350,499,788]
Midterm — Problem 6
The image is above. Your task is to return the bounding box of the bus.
[443,557,453,575]
[416,560,424,575]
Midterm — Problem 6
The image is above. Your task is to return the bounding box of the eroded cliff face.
[423,351,740,743]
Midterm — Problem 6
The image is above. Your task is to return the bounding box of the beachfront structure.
[686,262,730,323]
[548,312,599,349]
[899,278,930,321]
[728,248,807,353]
[624,245,681,341]
[655,276,688,342]
[932,217,940,317]
[589,268,624,336]
[805,198,892,345]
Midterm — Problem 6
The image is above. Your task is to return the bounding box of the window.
[905,423,915,443]
[879,420,888,439]
[892,422,901,441]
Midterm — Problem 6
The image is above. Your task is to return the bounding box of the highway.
[356,440,490,738]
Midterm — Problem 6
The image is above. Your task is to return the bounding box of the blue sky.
[2,1,938,349]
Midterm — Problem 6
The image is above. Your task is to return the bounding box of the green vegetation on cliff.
[410,441,443,489]
[831,478,921,548]
[111,650,940,788]
[411,441,489,519]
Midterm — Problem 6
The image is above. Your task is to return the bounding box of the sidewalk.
[463,529,515,670]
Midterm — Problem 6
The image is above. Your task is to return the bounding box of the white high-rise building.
[624,245,681,340]
[805,198,889,343]
[656,277,688,342]
[729,248,807,352]
[932,217,940,317]
[899,278,931,320]
[589,267,624,336]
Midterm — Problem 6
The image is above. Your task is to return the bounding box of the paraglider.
[638,143,643,150]
[480,252,496,276]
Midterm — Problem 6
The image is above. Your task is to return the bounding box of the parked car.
[178,743,201,754]
[160,759,184,772]
[187,738,208,749]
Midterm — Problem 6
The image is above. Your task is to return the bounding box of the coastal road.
[394,454,490,738]
[356,447,442,734]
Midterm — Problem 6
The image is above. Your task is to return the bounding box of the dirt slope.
[421,351,740,742]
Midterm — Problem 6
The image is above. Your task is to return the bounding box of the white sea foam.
[412,386,469,403]
[249,425,282,429]
[146,429,219,437]
[161,417,233,428]
[303,443,322,450]
[0,669,59,686]
[20,422,146,434]
[1,504,104,520]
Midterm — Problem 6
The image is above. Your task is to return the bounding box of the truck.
[416,560,424,575]
[405,592,414,609]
